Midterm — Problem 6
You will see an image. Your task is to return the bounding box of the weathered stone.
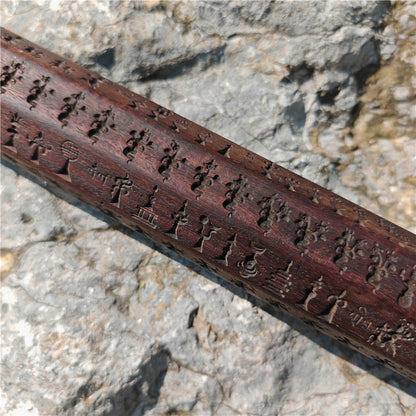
[1,1,416,415]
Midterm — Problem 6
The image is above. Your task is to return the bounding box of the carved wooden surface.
[1,27,416,383]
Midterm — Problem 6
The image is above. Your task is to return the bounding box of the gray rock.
[1,1,416,415]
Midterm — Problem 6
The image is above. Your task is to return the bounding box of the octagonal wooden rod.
[1,27,416,382]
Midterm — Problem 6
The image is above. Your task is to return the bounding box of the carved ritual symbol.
[144,185,159,209]
[237,242,266,279]
[193,216,222,253]
[27,75,55,109]
[4,112,22,148]
[223,174,253,217]
[369,320,415,357]
[123,129,153,163]
[58,92,86,127]
[111,174,133,208]
[57,140,79,179]
[87,163,109,184]
[334,228,367,273]
[257,194,292,236]
[264,260,293,298]
[151,106,173,120]
[298,276,324,311]
[295,215,328,255]
[88,107,116,144]
[167,200,189,240]
[398,266,416,309]
[1,61,24,93]
[196,132,212,146]
[192,160,220,200]
[158,140,188,182]
[25,132,51,163]
[320,290,348,324]
[216,234,237,266]
[367,243,398,292]
[262,161,279,179]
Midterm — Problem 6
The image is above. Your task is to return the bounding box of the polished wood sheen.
[1,27,415,382]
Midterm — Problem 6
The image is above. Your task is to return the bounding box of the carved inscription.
[295,215,328,254]
[25,132,51,163]
[334,228,367,273]
[145,185,159,209]
[320,290,348,324]
[27,75,55,109]
[81,73,103,90]
[192,160,220,199]
[216,234,237,266]
[4,112,21,148]
[58,92,86,127]
[350,307,373,330]
[88,107,116,144]
[218,144,232,158]
[194,216,221,253]
[87,163,109,184]
[223,175,253,217]
[237,243,266,279]
[172,118,189,133]
[367,243,398,292]
[151,106,173,120]
[133,206,158,229]
[298,276,324,311]
[257,194,292,236]
[123,129,153,163]
[129,99,147,109]
[1,61,24,93]
[263,261,293,298]
[398,266,416,309]
[50,59,72,74]
[159,140,188,182]
[167,200,189,240]
[369,320,415,357]
[111,174,133,207]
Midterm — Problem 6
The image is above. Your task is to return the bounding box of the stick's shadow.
[2,158,415,399]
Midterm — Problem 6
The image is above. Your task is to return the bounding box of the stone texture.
[1,1,416,415]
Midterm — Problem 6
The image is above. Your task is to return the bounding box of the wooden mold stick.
[1,27,416,383]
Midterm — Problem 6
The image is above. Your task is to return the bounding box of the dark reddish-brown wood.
[1,27,416,382]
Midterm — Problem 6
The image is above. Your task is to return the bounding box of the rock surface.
[1,1,415,415]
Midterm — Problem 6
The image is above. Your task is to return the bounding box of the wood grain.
[1,27,415,382]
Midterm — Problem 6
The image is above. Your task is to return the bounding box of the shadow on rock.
[104,347,170,416]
